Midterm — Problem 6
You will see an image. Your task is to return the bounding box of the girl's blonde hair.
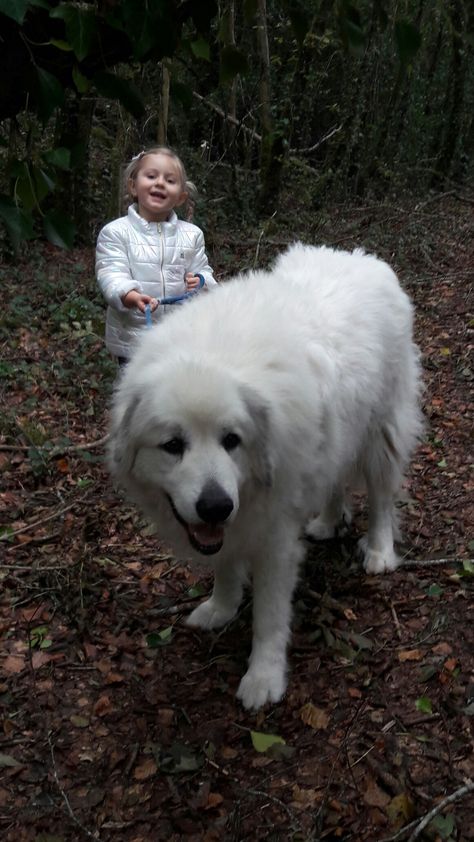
[124,146,197,220]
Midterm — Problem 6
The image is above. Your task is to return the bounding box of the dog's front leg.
[236,532,304,710]
[186,558,245,630]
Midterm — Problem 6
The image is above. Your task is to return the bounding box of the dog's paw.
[236,666,286,710]
[305,507,351,542]
[305,516,337,541]
[186,597,237,630]
[361,540,400,574]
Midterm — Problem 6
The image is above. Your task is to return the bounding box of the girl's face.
[129,153,187,222]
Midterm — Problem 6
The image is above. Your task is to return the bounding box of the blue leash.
[144,274,205,327]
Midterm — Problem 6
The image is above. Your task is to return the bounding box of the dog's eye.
[222,432,241,452]
[159,437,185,456]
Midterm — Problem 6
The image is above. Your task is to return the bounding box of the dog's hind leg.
[305,487,351,541]
[360,425,402,574]
[360,491,399,574]
[186,559,245,630]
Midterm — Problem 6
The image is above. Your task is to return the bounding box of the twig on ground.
[414,190,456,211]
[254,212,277,268]
[402,558,472,567]
[406,779,474,842]
[380,779,474,842]
[291,123,343,154]
[245,787,301,826]
[0,433,109,455]
[48,731,99,840]
[385,598,403,640]
[124,743,140,777]
[1,496,91,541]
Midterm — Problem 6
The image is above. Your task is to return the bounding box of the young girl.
[96,146,217,363]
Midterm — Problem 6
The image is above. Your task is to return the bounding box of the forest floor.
[0,193,473,842]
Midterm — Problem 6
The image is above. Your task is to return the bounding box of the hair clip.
[131,150,145,162]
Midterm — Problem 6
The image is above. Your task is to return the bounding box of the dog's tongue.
[190,524,224,546]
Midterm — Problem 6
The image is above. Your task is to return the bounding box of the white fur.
[108,243,422,710]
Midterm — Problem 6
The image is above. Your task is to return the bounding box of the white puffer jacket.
[96,204,217,358]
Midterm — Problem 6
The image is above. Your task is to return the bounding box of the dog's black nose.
[196,481,234,523]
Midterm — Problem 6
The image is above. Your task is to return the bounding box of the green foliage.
[0,0,219,249]
[50,4,97,62]
[219,45,249,86]
[0,0,29,24]
[34,67,66,125]
[0,0,472,250]
[415,696,433,714]
[93,72,146,120]
[394,19,422,66]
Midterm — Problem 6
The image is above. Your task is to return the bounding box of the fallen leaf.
[31,650,64,670]
[398,649,424,662]
[3,655,25,674]
[70,715,90,728]
[134,758,158,780]
[432,642,453,655]
[348,687,363,699]
[205,792,224,810]
[93,695,114,717]
[291,784,323,808]
[156,708,175,727]
[0,753,23,768]
[221,746,238,760]
[250,731,286,753]
[363,778,391,808]
[386,793,415,827]
[300,702,330,730]
[105,671,125,684]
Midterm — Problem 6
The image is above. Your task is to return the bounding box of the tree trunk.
[220,0,237,150]
[256,0,285,214]
[54,94,95,243]
[433,0,466,185]
[158,62,170,145]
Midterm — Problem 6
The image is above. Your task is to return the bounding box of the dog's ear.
[107,397,141,481]
[240,384,275,488]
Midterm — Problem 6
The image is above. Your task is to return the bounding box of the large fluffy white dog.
[108,243,422,710]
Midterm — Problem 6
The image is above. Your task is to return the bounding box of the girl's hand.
[122,291,159,312]
[185,272,202,291]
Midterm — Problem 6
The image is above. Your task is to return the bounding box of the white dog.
[108,243,422,710]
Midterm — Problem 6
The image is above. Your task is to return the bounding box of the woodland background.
[0,0,473,249]
[0,2,473,842]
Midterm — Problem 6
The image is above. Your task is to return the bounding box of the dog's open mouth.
[167,496,224,555]
[187,523,224,555]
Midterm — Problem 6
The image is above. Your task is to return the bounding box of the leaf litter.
[0,198,473,841]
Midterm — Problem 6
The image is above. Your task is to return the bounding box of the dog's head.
[108,361,274,555]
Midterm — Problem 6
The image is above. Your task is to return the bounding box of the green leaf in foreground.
[415,696,433,714]
[0,0,29,24]
[0,752,22,767]
[146,627,173,647]
[429,813,455,839]
[94,72,145,119]
[426,583,444,597]
[34,67,65,124]
[43,211,76,249]
[251,730,286,753]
